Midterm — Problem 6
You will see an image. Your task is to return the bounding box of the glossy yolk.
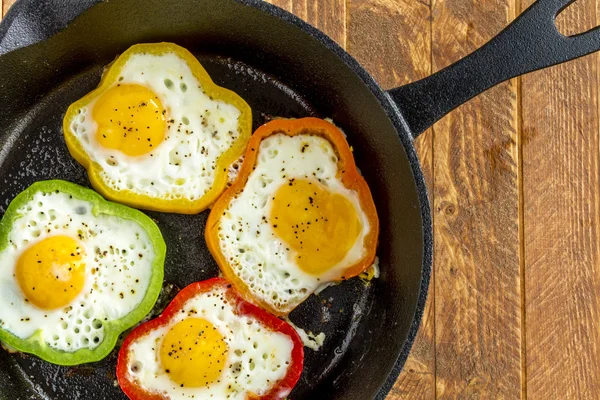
[160,318,228,388]
[92,84,166,156]
[16,235,86,310]
[270,179,362,275]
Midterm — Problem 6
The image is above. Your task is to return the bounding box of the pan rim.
[0,0,433,398]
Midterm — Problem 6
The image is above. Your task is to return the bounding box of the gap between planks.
[515,0,527,398]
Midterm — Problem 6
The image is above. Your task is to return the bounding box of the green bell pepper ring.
[0,180,166,365]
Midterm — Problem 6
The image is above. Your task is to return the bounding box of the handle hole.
[555,0,598,37]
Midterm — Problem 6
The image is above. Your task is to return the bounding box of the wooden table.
[2,0,599,398]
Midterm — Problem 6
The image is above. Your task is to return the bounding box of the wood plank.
[2,0,14,17]
[521,0,600,398]
[431,0,522,397]
[347,1,434,399]
[266,0,346,48]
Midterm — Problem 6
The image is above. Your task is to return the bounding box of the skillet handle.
[387,0,600,139]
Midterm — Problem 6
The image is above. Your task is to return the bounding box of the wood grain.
[266,0,346,48]
[431,0,522,398]
[347,1,434,399]
[521,0,600,398]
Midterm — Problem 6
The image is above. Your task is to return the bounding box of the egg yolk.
[160,318,228,388]
[16,235,86,310]
[92,84,166,156]
[270,179,363,275]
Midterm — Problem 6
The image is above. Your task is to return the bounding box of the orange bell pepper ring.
[206,117,379,316]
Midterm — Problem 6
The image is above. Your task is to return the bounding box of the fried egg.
[208,118,378,315]
[0,181,165,365]
[63,43,252,213]
[118,279,302,399]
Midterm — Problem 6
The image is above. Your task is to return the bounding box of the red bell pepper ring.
[116,277,304,400]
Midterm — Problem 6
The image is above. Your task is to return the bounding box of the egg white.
[124,286,294,399]
[217,133,371,312]
[0,191,155,352]
[70,51,242,202]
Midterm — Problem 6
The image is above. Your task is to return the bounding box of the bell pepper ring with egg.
[206,117,379,316]
[0,180,165,365]
[116,277,304,400]
[63,42,252,214]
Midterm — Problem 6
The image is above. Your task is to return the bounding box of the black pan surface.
[0,0,431,399]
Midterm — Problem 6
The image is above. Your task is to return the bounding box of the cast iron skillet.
[0,0,598,399]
